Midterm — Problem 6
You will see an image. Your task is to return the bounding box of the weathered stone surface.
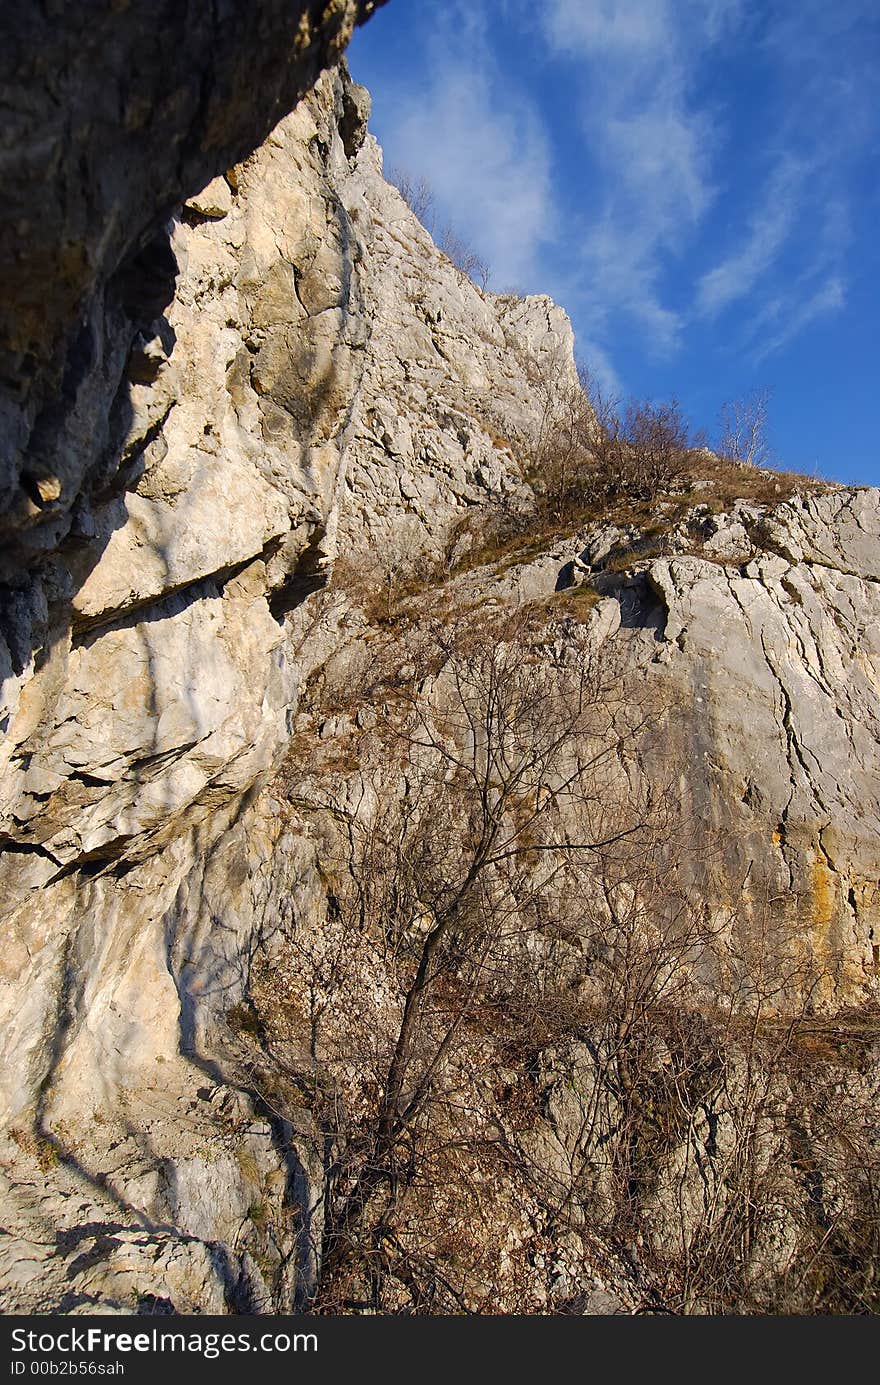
[334,136,576,551]
[0,0,386,576]
[0,70,367,902]
[230,508,880,1309]
[0,64,583,917]
[0,53,580,1312]
[0,785,321,1312]
[642,499,880,1003]
[185,176,234,222]
[565,493,880,1003]
[0,9,386,1315]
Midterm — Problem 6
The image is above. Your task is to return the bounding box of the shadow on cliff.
[10,239,285,1306]
[7,136,367,1315]
[161,797,318,1310]
[0,224,179,799]
[28,785,302,1312]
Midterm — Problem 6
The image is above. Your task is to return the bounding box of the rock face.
[0,66,581,918]
[0,0,385,577]
[641,491,880,1004]
[334,135,575,550]
[501,490,880,1003]
[223,490,880,1312]
[0,17,878,1313]
[0,51,588,1312]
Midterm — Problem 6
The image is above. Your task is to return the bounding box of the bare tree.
[514,360,695,517]
[512,347,596,516]
[718,388,774,469]
[271,612,702,1309]
[389,165,491,290]
[333,519,428,624]
[388,166,435,228]
[577,366,626,502]
[252,614,880,1315]
[622,397,692,498]
[437,224,491,291]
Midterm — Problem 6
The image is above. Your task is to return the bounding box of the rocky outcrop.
[641,491,880,1004]
[421,489,880,1002]
[579,491,880,1003]
[217,488,880,1312]
[277,486,880,1010]
[334,136,575,549]
[0,66,576,917]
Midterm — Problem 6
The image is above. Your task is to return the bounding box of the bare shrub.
[388,167,435,227]
[508,350,696,518]
[254,615,877,1316]
[333,519,430,623]
[271,613,717,1310]
[620,397,693,499]
[437,224,491,291]
[577,367,626,503]
[512,348,596,517]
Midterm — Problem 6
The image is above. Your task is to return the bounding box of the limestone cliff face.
[0,59,585,1313]
[0,67,575,916]
[335,134,576,549]
[0,0,385,578]
[0,25,878,1313]
[451,490,880,1002]
[643,490,880,1003]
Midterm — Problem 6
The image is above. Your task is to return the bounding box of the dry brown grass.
[9,1125,60,1171]
[687,452,832,509]
[448,453,832,584]
[543,583,602,620]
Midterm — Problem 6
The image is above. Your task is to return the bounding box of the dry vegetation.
[246,613,879,1315]
[440,357,831,588]
[236,317,872,1315]
[390,166,491,290]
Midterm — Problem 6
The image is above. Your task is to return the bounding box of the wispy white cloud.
[754,276,845,361]
[363,5,555,290]
[355,0,875,393]
[543,0,670,54]
[734,191,851,362]
[538,0,742,355]
[608,93,715,227]
[546,0,873,368]
[728,2,875,357]
[575,335,625,400]
[696,158,805,316]
[574,219,684,356]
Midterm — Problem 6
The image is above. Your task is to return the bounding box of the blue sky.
[349,0,880,484]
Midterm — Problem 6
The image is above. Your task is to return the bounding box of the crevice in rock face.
[69,534,287,643]
[18,471,62,510]
[269,527,330,623]
[108,232,179,330]
[594,571,665,636]
[269,572,327,622]
[0,836,63,865]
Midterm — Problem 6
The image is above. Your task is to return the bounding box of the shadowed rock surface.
[0,39,591,1311]
[0,0,385,578]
